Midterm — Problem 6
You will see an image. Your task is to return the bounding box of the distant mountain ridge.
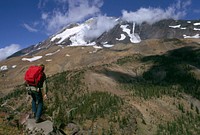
[8,18,200,58]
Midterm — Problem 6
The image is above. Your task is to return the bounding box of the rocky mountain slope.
[8,18,200,58]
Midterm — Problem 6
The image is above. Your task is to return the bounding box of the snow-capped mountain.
[8,18,200,58]
[1,17,200,93]
[49,18,200,46]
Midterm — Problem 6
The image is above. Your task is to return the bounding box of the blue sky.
[0,0,199,60]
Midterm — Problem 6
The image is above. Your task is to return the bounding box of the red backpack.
[24,66,44,86]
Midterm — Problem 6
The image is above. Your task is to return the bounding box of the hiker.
[24,64,48,123]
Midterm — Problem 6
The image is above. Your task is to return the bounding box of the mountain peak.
[7,18,200,58]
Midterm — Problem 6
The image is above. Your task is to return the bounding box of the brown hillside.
[1,39,199,96]
[1,38,200,134]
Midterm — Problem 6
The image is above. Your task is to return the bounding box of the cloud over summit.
[84,16,117,40]
[0,44,21,61]
[121,0,191,24]
[41,0,103,34]
[38,0,192,35]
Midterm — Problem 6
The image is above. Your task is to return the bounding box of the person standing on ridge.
[24,64,48,123]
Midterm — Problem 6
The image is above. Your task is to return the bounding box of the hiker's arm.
[43,80,48,99]
[43,80,48,94]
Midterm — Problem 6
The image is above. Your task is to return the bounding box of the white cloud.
[23,23,38,32]
[121,8,178,24]
[41,0,103,34]
[181,0,191,9]
[38,0,192,36]
[121,0,191,24]
[41,13,48,20]
[84,16,117,40]
[38,0,49,9]
[0,44,21,61]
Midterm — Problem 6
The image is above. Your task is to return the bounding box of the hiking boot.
[35,118,43,123]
